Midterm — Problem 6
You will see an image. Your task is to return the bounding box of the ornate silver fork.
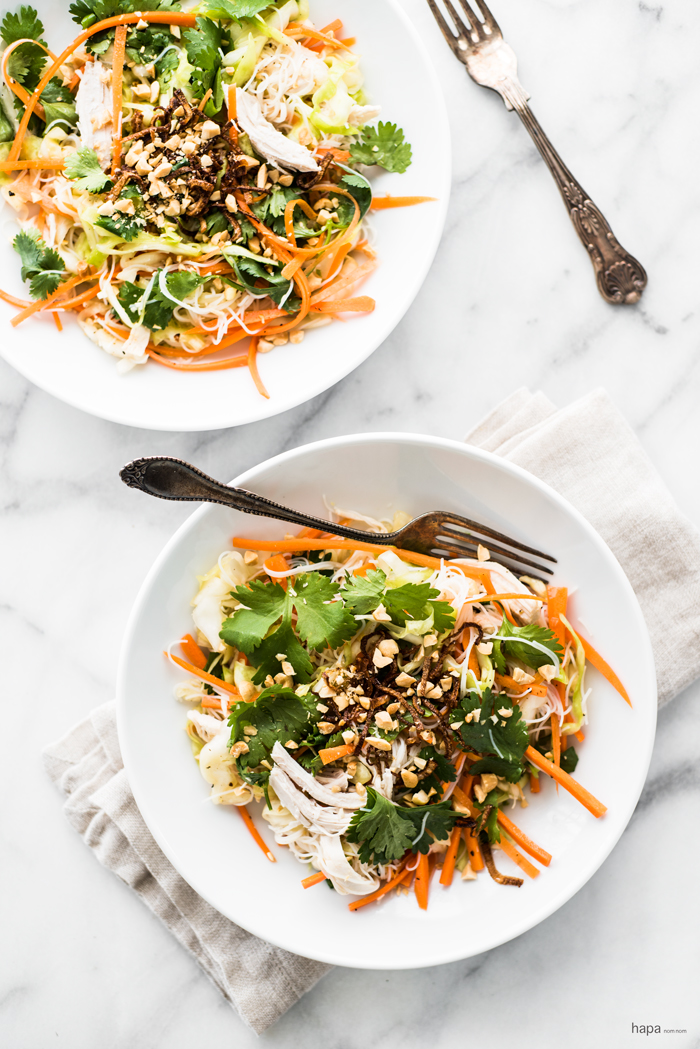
[427,0,647,305]
[120,455,556,576]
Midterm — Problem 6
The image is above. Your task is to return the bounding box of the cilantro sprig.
[228,684,317,784]
[456,688,529,783]
[346,787,460,865]
[118,269,206,331]
[64,147,112,194]
[342,568,455,633]
[491,615,563,673]
[349,121,412,174]
[12,230,65,299]
[221,573,357,685]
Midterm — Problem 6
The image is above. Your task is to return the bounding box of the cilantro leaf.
[1,6,45,44]
[412,746,456,796]
[13,229,43,280]
[293,573,356,650]
[341,568,455,633]
[349,121,412,174]
[342,568,387,615]
[202,0,272,18]
[456,689,529,782]
[221,579,288,655]
[346,787,415,864]
[13,230,64,300]
[228,684,317,783]
[166,270,205,301]
[226,257,297,310]
[221,573,356,685]
[117,268,204,330]
[346,787,460,864]
[399,800,460,854]
[1,8,47,100]
[495,615,563,671]
[339,170,372,220]
[64,147,112,193]
[184,15,226,108]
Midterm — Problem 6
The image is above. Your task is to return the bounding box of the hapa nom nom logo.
[631,1025,661,1035]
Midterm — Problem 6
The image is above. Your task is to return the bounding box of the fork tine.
[435,530,554,573]
[473,0,501,34]
[430,545,554,579]
[432,535,555,575]
[425,0,461,53]
[428,540,554,577]
[455,0,482,32]
[435,514,557,563]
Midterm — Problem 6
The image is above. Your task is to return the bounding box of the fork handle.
[119,456,391,545]
[502,89,647,304]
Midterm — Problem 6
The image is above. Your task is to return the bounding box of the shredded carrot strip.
[414,852,430,910]
[1,38,56,122]
[348,860,409,911]
[264,553,289,589]
[310,295,375,314]
[529,772,540,793]
[319,744,354,765]
[53,312,62,331]
[465,829,484,872]
[546,586,568,648]
[110,25,127,176]
[166,651,241,698]
[526,746,607,818]
[237,806,276,863]
[0,288,31,308]
[439,827,462,887]
[180,633,207,670]
[370,195,437,210]
[283,197,317,245]
[0,159,65,172]
[468,644,480,680]
[319,19,342,34]
[577,632,632,707]
[498,836,540,879]
[551,712,561,769]
[494,672,548,698]
[483,592,544,602]
[246,336,269,397]
[229,536,496,580]
[198,87,212,111]
[301,870,327,888]
[51,283,101,311]
[10,273,96,326]
[147,350,249,371]
[496,811,552,866]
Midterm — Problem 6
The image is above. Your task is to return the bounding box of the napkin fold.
[42,702,330,1035]
[464,387,700,706]
[44,387,700,1036]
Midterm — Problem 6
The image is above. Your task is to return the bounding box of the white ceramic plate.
[0,1,449,430]
[117,434,657,969]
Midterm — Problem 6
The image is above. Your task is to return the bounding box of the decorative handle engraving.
[500,85,647,304]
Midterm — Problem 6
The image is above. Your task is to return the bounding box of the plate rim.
[0,0,451,432]
[116,431,657,969]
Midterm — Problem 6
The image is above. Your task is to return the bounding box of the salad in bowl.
[0,0,426,393]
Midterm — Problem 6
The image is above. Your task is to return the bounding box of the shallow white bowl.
[0,1,449,430]
[117,433,656,968]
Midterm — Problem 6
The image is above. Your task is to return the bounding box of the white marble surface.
[2,0,700,1044]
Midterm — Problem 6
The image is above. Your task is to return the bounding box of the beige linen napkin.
[44,387,700,1034]
[42,702,330,1035]
[465,387,700,706]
